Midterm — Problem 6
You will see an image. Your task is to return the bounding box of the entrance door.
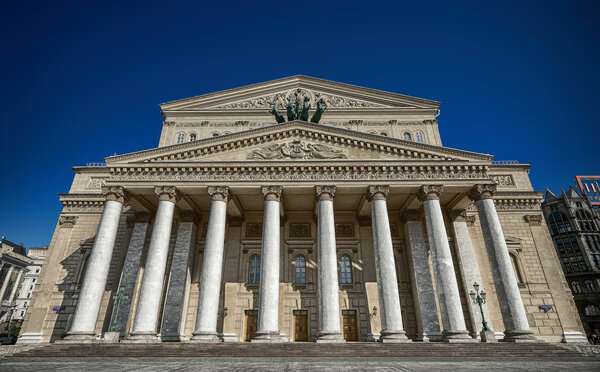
[342,309,358,341]
[293,310,308,341]
[244,310,258,341]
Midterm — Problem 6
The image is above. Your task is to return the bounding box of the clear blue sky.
[1,1,598,247]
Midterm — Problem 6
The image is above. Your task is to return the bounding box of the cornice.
[105,121,492,164]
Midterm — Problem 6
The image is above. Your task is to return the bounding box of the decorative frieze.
[246,223,262,237]
[86,177,106,189]
[59,216,78,228]
[154,186,181,203]
[289,223,311,237]
[109,164,488,183]
[315,185,336,201]
[416,185,443,201]
[163,121,261,128]
[335,223,355,238]
[492,175,514,186]
[247,140,347,160]
[207,186,230,202]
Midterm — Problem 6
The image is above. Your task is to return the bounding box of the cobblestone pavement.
[1,357,600,371]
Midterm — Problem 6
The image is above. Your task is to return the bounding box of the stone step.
[12,342,581,358]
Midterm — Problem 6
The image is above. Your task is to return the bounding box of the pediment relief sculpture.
[216,88,387,109]
[246,140,348,160]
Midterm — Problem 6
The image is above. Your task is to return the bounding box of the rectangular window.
[570,257,579,272]
[563,258,572,272]
[578,256,588,271]
[556,239,565,253]
[571,237,580,251]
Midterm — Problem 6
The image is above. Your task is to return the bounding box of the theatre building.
[19,76,586,344]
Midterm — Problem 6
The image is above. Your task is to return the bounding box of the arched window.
[509,253,524,284]
[340,255,352,284]
[584,279,597,293]
[403,132,412,141]
[576,210,595,231]
[176,132,185,144]
[189,133,197,142]
[211,132,220,137]
[415,131,425,143]
[380,131,389,137]
[571,281,582,294]
[547,212,572,235]
[584,305,600,316]
[248,255,260,284]
[295,255,306,284]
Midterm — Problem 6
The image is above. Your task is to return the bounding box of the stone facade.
[18,76,586,344]
[11,246,47,321]
[541,186,600,339]
[0,237,31,322]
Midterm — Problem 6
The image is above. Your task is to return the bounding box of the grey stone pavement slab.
[1,357,599,372]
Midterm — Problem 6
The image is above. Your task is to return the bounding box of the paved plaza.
[1,357,600,371]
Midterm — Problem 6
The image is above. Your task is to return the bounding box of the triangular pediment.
[159,75,440,112]
[106,121,492,165]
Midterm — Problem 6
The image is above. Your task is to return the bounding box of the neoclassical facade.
[19,76,586,344]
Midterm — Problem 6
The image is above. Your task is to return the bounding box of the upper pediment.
[159,75,440,113]
[106,121,491,165]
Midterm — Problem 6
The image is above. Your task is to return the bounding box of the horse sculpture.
[310,98,327,123]
[300,96,311,121]
[269,100,286,123]
[286,96,296,121]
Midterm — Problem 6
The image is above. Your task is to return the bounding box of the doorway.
[342,309,359,341]
[244,310,258,341]
[293,310,308,341]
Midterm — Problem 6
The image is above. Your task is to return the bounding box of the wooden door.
[342,309,358,341]
[293,310,308,342]
[244,310,258,341]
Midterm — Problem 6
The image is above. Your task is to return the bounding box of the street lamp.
[469,282,490,332]
[109,286,129,332]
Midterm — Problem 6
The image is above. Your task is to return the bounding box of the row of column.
[63,183,535,343]
[0,263,24,304]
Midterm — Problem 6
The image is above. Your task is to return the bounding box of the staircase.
[11,342,582,358]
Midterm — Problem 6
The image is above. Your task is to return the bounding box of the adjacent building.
[12,246,47,322]
[542,185,600,336]
[0,237,31,322]
[19,76,586,344]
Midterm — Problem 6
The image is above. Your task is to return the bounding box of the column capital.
[469,184,496,201]
[403,209,422,221]
[523,214,542,226]
[315,185,336,201]
[367,185,390,201]
[261,186,283,202]
[207,186,230,202]
[154,186,181,203]
[102,186,129,204]
[417,185,443,201]
[59,216,78,228]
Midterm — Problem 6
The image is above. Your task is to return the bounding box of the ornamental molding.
[492,175,515,186]
[59,193,107,213]
[108,164,489,183]
[214,88,388,109]
[106,121,492,164]
[86,177,107,189]
[162,119,437,128]
[523,215,543,225]
[59,216,78,228]
[247,140,347,160]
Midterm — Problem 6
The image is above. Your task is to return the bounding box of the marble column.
[112,211,152,338]
[368,186,410,342]
[403,210,442,341]
[191,186,230,342]
[0,265,14,301]
[253,186,283,342]
[7,268,23,303]
[161,210,198,341]
[469,184,536,342]
[417,185,472,342]
[450,210,495,338]
[129,186,180,342]
[315,185,344,343]
[64,186,127,341]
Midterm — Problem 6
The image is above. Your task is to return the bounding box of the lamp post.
[469,282,490,332]
[109,286,129,332]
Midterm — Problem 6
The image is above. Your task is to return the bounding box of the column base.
[219,333,238,342]
[316,331,345,343]
[562,331,589,344]
[442,330,478,343]
[189,331,221,343]
[103,331,120,343]
[60,331,100,343]
[17,333,43,344]
[501,329,537,343]
[480,330,497,343]
[379,330,412,343]
[251,331,282,343]
[124,331,160,343]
